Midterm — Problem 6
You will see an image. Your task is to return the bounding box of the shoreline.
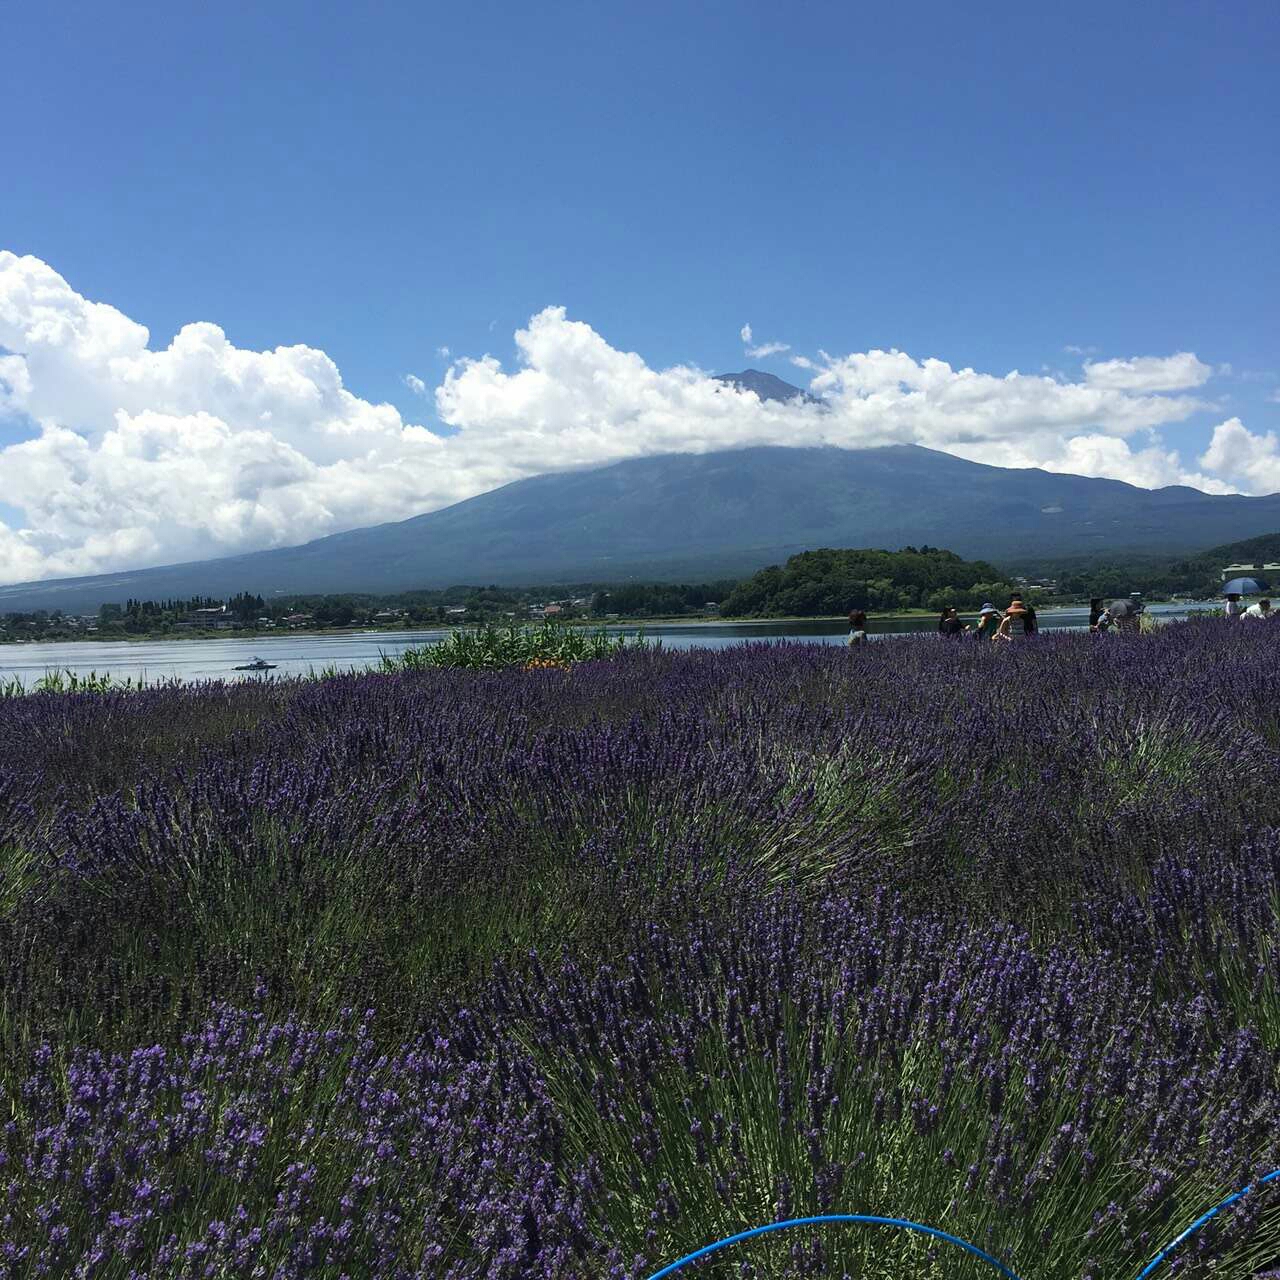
[0,600,1216,650]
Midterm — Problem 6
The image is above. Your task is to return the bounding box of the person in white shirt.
[1225,593,1245,620]
[1243,598,1273,619]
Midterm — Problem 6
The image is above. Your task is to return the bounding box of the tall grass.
[382,620,647,671]
[0,668,146,697]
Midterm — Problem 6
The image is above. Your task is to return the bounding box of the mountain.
[5,444,1280,612]
[712,369,821,404]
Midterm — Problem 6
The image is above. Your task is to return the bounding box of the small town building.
[1222,562,1280,586]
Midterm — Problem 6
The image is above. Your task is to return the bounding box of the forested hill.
[1205,531,1280,565]
[721,547,1016,616]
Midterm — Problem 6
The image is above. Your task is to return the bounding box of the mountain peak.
[713,370,819,404]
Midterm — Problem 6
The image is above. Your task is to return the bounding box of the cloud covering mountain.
[1,251,1276,586]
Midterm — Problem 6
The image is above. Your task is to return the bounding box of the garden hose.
[646,1167,1280,1280]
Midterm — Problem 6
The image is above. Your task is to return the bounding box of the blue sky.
[0,0,1277,581]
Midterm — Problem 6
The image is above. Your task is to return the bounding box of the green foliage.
[0,670,147,698]
[592,581,733,617]
[1029,529,1280,601]
[382,622,648,671]
[722,546,1017,616]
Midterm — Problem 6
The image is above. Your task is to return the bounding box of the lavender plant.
[2,621,1280,1277]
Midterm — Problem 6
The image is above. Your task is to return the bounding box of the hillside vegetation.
[721,546,1017,615]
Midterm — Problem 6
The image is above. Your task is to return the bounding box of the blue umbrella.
[1223,577,1270,595]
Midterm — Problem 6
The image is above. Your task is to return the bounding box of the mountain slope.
[5,444,1280,611]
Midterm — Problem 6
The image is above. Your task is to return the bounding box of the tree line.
[720,547,1020,616]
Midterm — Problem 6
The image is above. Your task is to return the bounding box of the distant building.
[542,604,563,617]
[1222,562,1280,585]
[185,605,236,630]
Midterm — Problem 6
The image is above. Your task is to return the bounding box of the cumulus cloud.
[948,433,1233,494]
[403,374,427,395]
[1199,418,1280,494]
[0,251,1255,586]
[1083,352,1211,392]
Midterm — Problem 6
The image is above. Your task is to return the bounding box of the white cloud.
[1083,352,1211,392]
[740,321,789,359]
[1064,344,1098,356]
[403,374,427,395]
[1199,418,1280,494]
[948,433,1233,494]
[0,251,1258,585]
[436,346,451,360]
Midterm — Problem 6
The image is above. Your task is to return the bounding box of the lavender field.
[4,622,1280,1279]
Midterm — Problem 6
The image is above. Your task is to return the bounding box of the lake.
[0,603,1218,686]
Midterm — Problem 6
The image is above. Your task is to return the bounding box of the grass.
[382,620,649,671]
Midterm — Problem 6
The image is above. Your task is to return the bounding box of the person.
[974,602,1001,642]
[1011,593,1039,635]
[999,593,1037,638]
[937,607,967,638]
[847,608,868,645]
[1244,598,1273,620]
[1105,598,1142,633]
[994,597,1028,642]
[1094,605,1116,634]
[1224,593,1245,621]
[1089,598,1105,631]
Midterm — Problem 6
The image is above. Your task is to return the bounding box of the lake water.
[0,603,1218,686]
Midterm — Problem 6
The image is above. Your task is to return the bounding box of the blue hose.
[644,1213,1027,1279]
[1132,1166,1280,1279]
[644,1169,1280,1280]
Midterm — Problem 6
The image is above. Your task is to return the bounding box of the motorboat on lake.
[234,657,277,671]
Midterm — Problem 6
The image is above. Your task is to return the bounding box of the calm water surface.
[0,604,1216,685]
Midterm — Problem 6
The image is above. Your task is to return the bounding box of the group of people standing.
[1087,596,1144,633]
[935,594,1039,642]
[849,588,1273,647]
[1223,593,1274,620]
[846,594,1043,646]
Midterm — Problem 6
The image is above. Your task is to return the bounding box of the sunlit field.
[3,622,1280,1279]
